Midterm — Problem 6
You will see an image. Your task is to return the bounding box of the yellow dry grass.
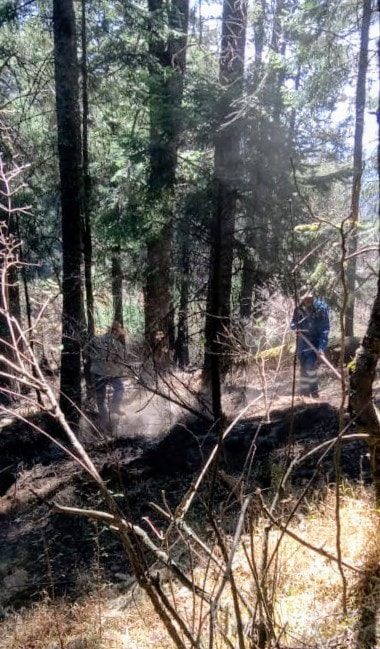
[265,485,379,645]
[0,485,378,649]
[0,594,125,649]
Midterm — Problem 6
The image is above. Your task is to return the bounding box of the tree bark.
[80,0,96,402]
[0,250,15,404]
[349,44,379,505]
[53,0,83,422]
[349,272,380,505]
[344,0,371,337]
[174,229,190,368]
[0,226,17,404]
[204,0,247,408]
[0,157,22,404]
[240,245,261,319]
[238,0,264,320]
[111,247,124,326]
[144,0,189,364]
[81,0,95,340]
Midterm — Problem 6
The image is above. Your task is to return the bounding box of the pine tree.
[204,0,248,415]
[345,0,372,336]
[145,0,189,364]
[53,0,83,421]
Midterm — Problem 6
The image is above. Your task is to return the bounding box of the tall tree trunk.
[349,271,380,505]
[111,247,124,326]
[0,245,15,405]
[288,66,301,147]
[16,217,43,405]
[81,0,96,402]
[349,44,379,506]
[7,266,22,333]
[240,242,257,319]
[81,0,95,340]
[344,0,371,337]
[204,0,247,408]
[238,0,264,319]
[175,229,190,368]
[53,0,83,422]
[0,171,15,404]
[0,156,23,403]
[144,0,189,364]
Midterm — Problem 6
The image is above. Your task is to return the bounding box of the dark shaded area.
[127,401,370,487]
[353,560,380,649]
[0,401,372,614]
[0,412,65,490]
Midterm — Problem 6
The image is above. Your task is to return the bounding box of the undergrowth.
[1,484,378,649]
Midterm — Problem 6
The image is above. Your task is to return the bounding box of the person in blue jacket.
[290,291,330,397]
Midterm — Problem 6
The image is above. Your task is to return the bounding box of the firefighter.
[290,292,330,398]
[90,321,127,421]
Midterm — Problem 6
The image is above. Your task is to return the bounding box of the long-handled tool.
[299,332,343,381]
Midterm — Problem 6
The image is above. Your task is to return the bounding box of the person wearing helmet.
[290,292,330,398]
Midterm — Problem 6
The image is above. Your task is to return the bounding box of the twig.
[54,503,212,604]
[213,496,251,607]
[258,493,363,574]
[176,394,264,522]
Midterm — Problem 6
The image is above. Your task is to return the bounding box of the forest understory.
[0,0,379,646]
[0,366,379,649]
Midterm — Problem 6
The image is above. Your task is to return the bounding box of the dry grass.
[267,485,379,645]
[0,485,378,649]
[0,589,177,649]
[0,593,124,649]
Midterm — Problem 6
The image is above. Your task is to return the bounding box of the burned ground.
[0,398,371,615]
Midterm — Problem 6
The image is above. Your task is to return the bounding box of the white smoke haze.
[86,368,210,443]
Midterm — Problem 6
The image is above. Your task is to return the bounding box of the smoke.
[103,369,209,441]
[117,386,186,440]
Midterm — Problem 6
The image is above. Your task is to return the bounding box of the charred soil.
[0,399,372,613]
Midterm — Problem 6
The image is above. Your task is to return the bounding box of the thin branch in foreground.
[257,492,364,575]
[53,503,212,605]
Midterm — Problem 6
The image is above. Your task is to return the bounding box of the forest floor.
[0,363,379,648]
